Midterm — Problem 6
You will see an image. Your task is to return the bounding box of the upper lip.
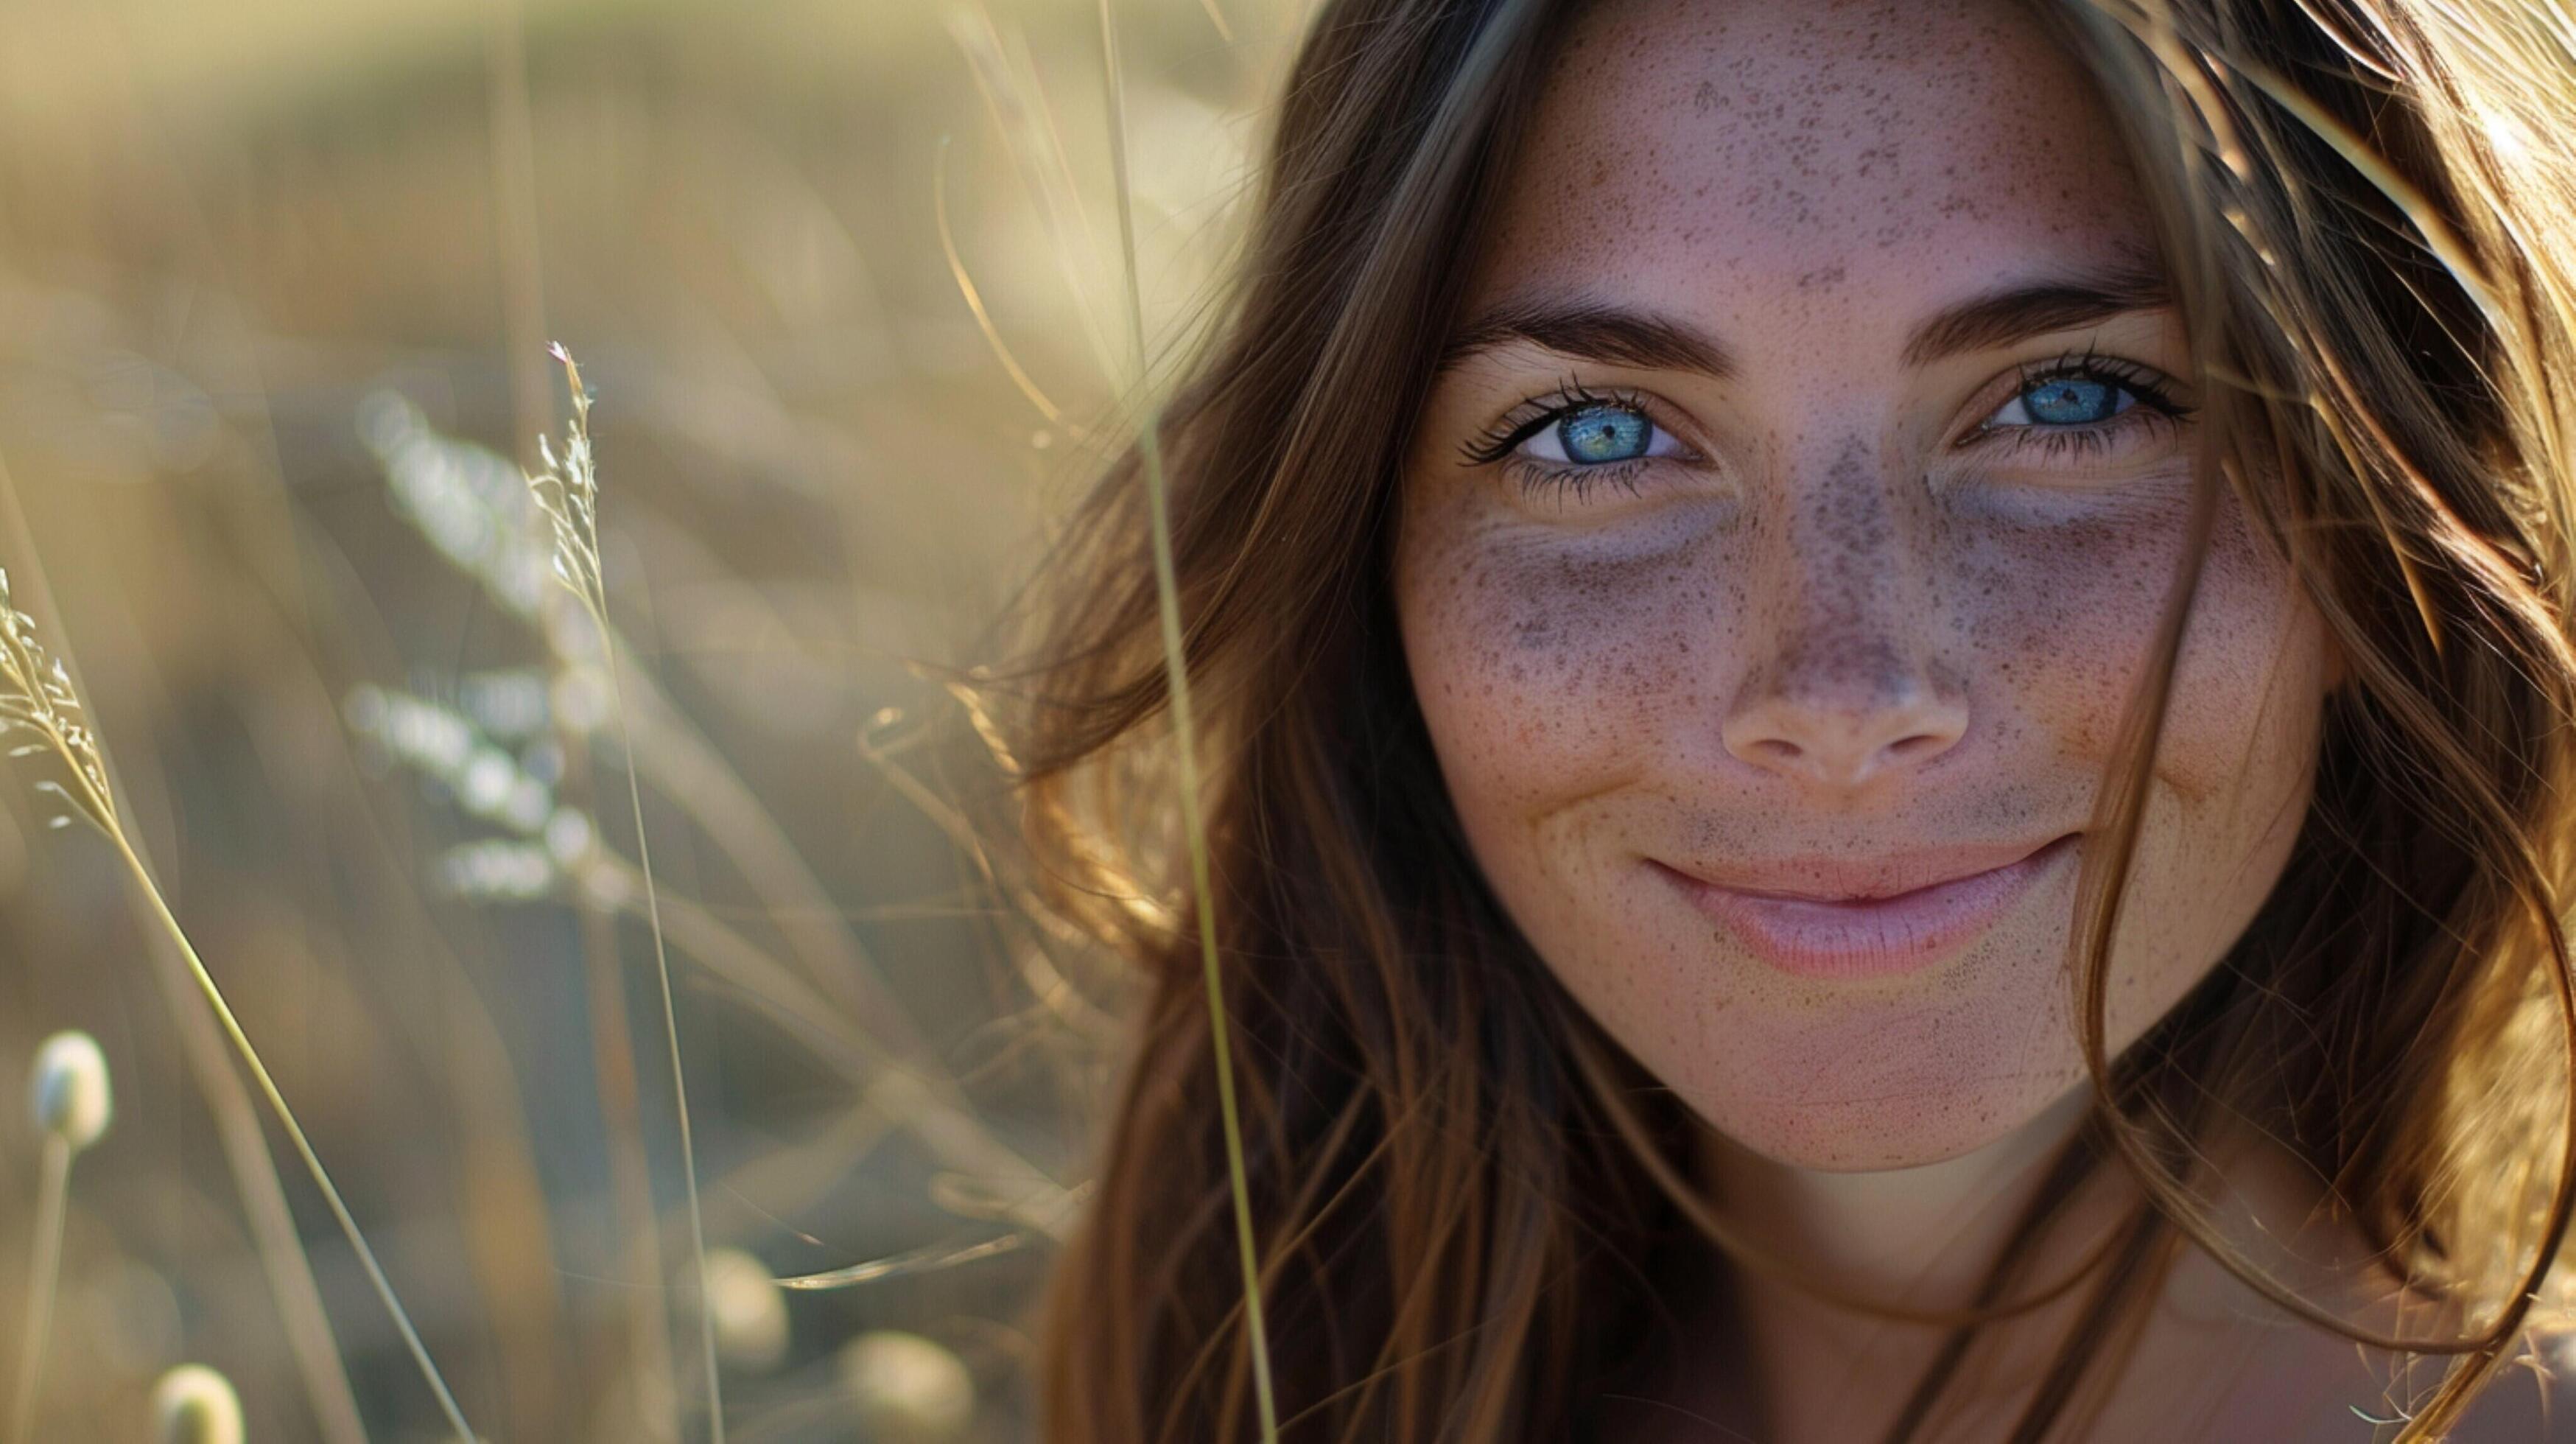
[1653,834,2077,902]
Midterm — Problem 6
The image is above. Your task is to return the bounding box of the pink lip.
[1652,835,2080,981]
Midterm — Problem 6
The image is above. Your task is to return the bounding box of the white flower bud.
[840,1330,972,1441]
[151,1364,243,1444]
[30,1031,110,1151]
[703,1249,788,1373]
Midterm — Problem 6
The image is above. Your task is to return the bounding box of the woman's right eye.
[1456,390,1702,505]
[1473,394,1690,469]
[1520,402,1674,466]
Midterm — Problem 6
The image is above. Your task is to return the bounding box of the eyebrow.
[1900,259,2172,366]
[1439,259,2172,380]
[1440,300,1738,379]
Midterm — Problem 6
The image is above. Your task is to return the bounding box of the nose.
[1720,639,1968,788]
[1720,446,1968,789]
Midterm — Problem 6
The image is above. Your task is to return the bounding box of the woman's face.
[1394,0,2331,1170]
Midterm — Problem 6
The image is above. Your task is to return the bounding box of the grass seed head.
[150,1364,242,1444]
[703,1248,789,1373]
[838,1329,972,1441]
[0,569,113,831]
[30,1029,110,1151]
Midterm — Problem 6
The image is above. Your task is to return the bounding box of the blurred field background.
[0,0,1307,1437]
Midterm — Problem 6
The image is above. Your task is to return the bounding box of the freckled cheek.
[2162,507,2328,795]
[1397,530,1724,816]
[1954,500,2318,794]
[1955,516,2180,763]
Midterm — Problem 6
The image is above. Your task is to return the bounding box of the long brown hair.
[989,1,2576,1438]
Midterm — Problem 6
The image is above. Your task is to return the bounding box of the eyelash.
[1456,379,1674,505]
[1456,352,2195,504]
[1970,349,2194,464]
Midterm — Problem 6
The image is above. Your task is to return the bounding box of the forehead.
[1479,0,2152,320]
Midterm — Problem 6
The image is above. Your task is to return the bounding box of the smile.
[1651,834,2082,981]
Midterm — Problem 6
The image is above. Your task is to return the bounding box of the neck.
[1707,1083,2101,1304]
[1682,1084,2134,1443]
[1645,1093,2400,1444]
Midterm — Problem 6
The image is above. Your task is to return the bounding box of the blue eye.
[1513,401,1677,467]
[2027,376,2123,424]
[1962,357,2194,470]
[1557,405,1651,463]
[1989,373,2137,429]
[1457,388,1692,493]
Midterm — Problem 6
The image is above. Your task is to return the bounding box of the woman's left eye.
[1969,359,2189,456]
[1985,374,2135,429]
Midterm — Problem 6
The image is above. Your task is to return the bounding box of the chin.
[1691,1045,2091,1173]
[1557,902,2104,1173]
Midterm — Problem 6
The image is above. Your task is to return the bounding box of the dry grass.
[0,0,1304,1437]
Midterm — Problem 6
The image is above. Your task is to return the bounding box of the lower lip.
[1655,836,2079,981]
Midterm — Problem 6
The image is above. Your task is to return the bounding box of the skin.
[1397,0,2326,1177]
[1390,0,2563,1436]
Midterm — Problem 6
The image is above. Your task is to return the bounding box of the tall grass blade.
[1093,2,1280,1437]
[0,570,475,1440]
[9,1029,108,1444]
[6,1135,68,1444]
[527,346,726,1444]
[946,3,1123,382]
[4,387,365,1444]
[936,135,1069,427]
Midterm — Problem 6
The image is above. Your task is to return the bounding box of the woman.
[992,0,2576,1437]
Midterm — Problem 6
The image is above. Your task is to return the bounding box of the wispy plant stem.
[936,136,1067,428]
[576,875,682,1441]
[0,454,367,1444]
[0,555,466,1440]
[1143,406,1282,1437]
[1095,0,1279,1436]
[103,823,474,1440]
[5,1135,69,1444]
[479,32,683,1426]
[606,647,724,1444]
[483,0,552,469]
[531,348,723,1444]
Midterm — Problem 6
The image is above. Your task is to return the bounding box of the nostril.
[1721,701,1966,785]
